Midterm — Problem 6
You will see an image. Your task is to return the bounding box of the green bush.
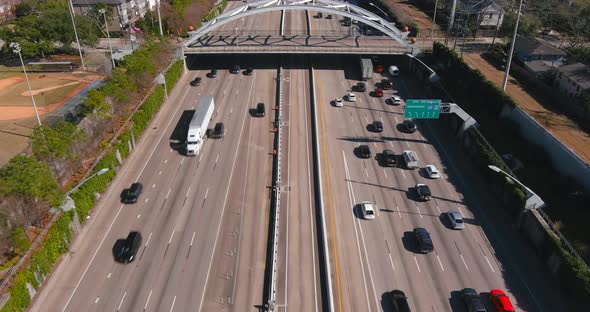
[11,228,31,255]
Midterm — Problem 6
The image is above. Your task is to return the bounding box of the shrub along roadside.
[430,42,590,306]
[0,59,184,312]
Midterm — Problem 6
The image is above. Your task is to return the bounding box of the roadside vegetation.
[0,0,222,309]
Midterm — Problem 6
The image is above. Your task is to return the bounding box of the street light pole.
[431,0,439,40]
[68,0,86,71]
[502,0,524,91]
[64,168,110,198]
[156,0,164,37]
[99,9,116,68]
[488,165,546,210]
[10,43,41,127]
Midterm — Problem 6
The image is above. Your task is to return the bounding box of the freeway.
[29,64,276,312]
[313,54,565,311]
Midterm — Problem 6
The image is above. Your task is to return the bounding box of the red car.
[374,88,384,97]
[490,289,515,312]
[375,64,384,73]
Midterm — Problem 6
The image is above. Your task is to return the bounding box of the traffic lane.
[390,76,512,291]
[282,65,321,311]
[200,67,275,311]
[397,75,563,310]
[315,67,374,312]
[130,71,259,312]
[53,72,209,312]
[67,71,244,311]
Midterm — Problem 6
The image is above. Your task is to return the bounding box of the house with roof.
[553,63,590,98]
[513,35,567,77]
[458,0,505,30]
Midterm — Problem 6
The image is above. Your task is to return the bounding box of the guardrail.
[264,65,284,311]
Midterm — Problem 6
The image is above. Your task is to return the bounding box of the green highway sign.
[404,99,441,119]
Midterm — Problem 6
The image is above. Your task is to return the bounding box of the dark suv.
[371,121,383,132]
[390,290,411,312]
[211,122,225,138]
[189,76,201,86]
[244,67,253,75]
[382,149,397,167]
[413,227,433,253]
[354,82,366,92]
[230,65,240,74]
[121,182,143,203]
[255,103,265,117]
[415,184,432,201]
[114,231,142,263]
[461,288,486,312]
[380,79,393,90]
[400,120,416,133]
[357,145,371,158]
[206,69,217,78]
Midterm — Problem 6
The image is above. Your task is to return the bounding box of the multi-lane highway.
[27,2,568,312]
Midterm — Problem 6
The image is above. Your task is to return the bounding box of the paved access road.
[314,56,565,312]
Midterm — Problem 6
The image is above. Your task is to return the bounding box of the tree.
[500,11,541,40]
[14,2,33,17]
[0,155,62,207]
[0,15,54,58]
[567,6,590,48]
[81,89,110,116]
[11,228,31,255]
[32,122,86,166]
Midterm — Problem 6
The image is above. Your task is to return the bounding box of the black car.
[189,76,201,86]
[382,149,397,167]
[255,103,265,117]
[461,288,486,312]
[230,65,240,74]
[211,122,225,138]
[413,227,433,253]
[114,231,142,263]
[357,145,371,158]
[371,121,383,132]
[391,290,411,312]
[326,14,333,19]
[415,184,432,201]
[380,79,393,90]
[121,182,143,203]
[400,119,416,133]
[354,82,366,92]
[206,69,217,78]
[244,67,254,75]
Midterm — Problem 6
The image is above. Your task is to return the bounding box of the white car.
[346,93,357,102]
[390,95,403,106]
[334,98,343,107]
[425,165,440,179]
[360,201,376,220]
[447,210,465,230]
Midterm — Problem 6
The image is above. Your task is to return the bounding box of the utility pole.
[502,0,524,91]
[446,0,458,45]
[100,9,115,68]
[431,0,439,40]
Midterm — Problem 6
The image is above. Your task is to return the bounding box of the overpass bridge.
[183,0,418,55]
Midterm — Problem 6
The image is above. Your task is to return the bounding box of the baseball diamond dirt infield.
[0,72,105,166]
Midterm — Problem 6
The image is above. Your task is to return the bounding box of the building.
[553,63,590,98]
[71,0,157,32]
[0,0,20,20]
[513,35,567,77]
[458,0,505,30]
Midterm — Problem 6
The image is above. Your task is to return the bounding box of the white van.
[388,65,400,76]
[402,150,419,169]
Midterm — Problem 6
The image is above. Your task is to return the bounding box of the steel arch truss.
[184,0,408,47]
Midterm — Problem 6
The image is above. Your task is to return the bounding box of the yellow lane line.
[315,69,344,312]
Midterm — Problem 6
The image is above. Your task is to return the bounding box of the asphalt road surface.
[313,55,565,311]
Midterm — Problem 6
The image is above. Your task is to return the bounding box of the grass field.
[0,78,81,107]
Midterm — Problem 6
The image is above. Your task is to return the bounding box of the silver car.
[360,201,376,220]
[447,210,465,230]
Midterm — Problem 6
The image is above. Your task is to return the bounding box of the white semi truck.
[186,96,214,156]
[360,58,373,81]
